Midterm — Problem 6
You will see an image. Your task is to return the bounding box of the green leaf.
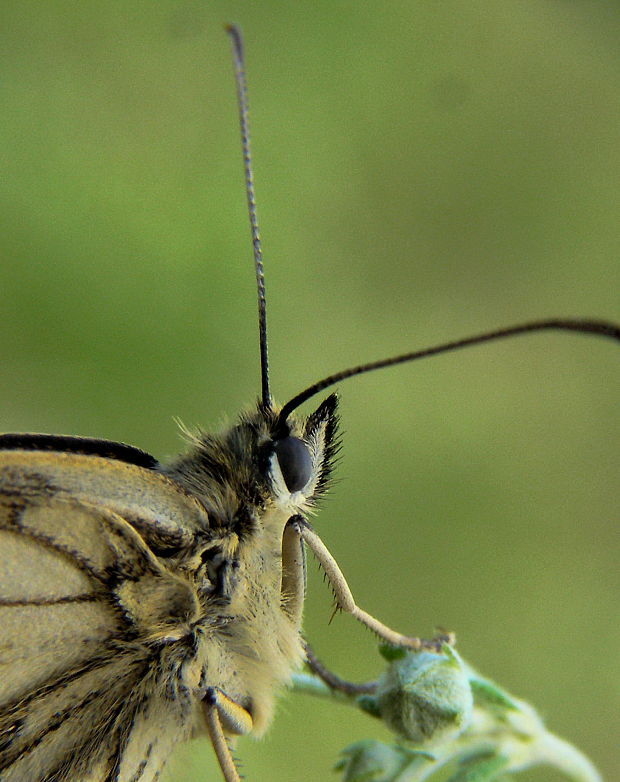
[379,644,409,662]
[447,753,510,782]
[469,678,519,712]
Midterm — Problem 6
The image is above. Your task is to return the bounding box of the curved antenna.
[226,24,270,407]
[278,317,620,424]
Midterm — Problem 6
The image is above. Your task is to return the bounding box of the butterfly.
[1,23,618,782]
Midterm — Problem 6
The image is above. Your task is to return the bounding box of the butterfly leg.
[304,639,377,695]
[204,687,253,782]
[289,516,454,651]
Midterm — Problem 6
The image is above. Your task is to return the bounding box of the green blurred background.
[1,2,619,780]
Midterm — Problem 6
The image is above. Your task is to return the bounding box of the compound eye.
[274,436,312,493]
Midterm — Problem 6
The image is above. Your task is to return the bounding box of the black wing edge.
[0,433,158,470]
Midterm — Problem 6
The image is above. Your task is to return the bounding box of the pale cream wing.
[0,452,207,782]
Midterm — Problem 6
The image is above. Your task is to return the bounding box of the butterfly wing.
[0,450,211,782]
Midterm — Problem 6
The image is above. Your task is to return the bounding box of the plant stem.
[530,731,602,782]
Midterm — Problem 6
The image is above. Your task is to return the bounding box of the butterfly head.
[164,393,339,535]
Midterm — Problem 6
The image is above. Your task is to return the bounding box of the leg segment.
[204,687,253,782]
[304,639,377,695]
[288,516,454,651]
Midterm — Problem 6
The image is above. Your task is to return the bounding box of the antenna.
[226,24,270,408]
[278,318,620,424]
[224,27,620,426]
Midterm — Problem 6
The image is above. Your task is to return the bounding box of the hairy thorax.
[193,504,305,737]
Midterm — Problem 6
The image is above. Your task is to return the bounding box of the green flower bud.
[374,648,473,745]
[335,740,411,782]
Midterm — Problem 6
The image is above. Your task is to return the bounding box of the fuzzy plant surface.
[292,645,602,782]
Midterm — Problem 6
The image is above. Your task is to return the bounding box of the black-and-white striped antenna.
[227,24,270,408]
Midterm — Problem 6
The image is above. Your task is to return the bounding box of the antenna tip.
[225,23,244,59]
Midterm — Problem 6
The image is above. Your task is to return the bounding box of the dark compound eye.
[274,436,312,493]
